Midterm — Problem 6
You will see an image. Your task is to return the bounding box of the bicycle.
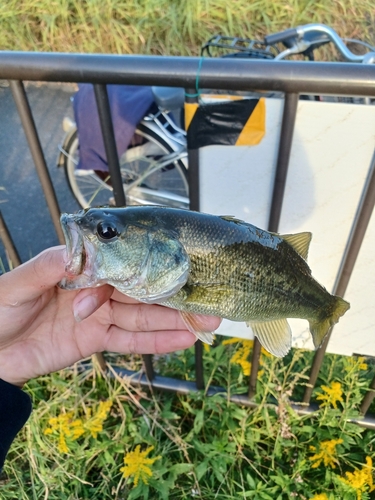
[57,85,189,209]
[57,23,375,210]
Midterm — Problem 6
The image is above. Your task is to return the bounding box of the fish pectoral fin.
[246,319,292,357]
[182,283,232,304]
[280,232,312,261]
[179,311,215,345]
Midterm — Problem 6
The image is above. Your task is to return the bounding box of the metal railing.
[1,52,375,427]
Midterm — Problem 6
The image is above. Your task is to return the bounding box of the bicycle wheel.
[63,123,189,209]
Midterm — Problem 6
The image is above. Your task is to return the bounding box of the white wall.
[199,98,375,356]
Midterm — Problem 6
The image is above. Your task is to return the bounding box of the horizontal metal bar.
[0,53,374,96]
[110,366,375,430]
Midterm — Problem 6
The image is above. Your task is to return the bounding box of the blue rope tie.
[185,56,204,99]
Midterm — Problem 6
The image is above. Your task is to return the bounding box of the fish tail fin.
[309,295,350,349]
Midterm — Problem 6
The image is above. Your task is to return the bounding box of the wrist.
[0,370,27,388]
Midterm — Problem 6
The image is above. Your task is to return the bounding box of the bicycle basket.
[201,35,278,59]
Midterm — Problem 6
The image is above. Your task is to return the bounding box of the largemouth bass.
[59,206,350,357]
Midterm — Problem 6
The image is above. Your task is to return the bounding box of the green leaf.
[169,463,194,475]
[299,425,315,436]
[246,473,256,489]
[103,450,116,466]
[269,474,287,487]
[196,460,209,481]
[193,409,204,434]
[160,410,180,420]
[152,478,171,500]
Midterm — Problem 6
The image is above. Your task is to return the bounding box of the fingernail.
[73,295,98,322]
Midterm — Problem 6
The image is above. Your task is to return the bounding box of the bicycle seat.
[151,86,185,111]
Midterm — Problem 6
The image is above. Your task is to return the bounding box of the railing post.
[93,83,126,207]
[92,84,126,375]
[0,211,21,268]
[304,148,375,404]
[9,80,65,244]
[249,92,299,398]
[185,87,205,390]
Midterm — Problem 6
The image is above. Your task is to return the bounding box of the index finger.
[111,288,142,304]
[110,300,222,333]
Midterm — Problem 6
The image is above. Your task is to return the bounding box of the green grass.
[2,339,375,499]
[0,0,374,58]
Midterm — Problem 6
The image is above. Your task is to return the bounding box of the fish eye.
[97,221,119,241]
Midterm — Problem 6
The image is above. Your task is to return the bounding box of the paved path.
[0,83,80,269]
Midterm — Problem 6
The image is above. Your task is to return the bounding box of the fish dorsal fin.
[280,232,312,261]
[246,319,292,357]
[219,215,245,225]
[179,311,215,345]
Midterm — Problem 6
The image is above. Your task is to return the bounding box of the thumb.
[0,246,67,304]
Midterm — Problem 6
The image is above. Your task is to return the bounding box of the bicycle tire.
[63,123,189,209]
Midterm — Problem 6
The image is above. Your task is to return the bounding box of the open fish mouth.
[59,213,97,290]
[61,213,86,275]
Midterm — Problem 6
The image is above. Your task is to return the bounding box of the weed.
[2,337,375,499]
[0,1,373,58]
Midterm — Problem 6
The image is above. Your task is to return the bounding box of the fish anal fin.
[246,318,292,357]
[179,310,215,345]
[281,232,312,261]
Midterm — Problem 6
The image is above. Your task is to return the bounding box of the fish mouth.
[59,213,96,290]
[61,213,85,275]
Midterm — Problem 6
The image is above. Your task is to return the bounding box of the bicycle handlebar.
[264,28,298,46]
[265,23,367,63]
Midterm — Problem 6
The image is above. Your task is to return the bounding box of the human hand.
[0,246,221,386]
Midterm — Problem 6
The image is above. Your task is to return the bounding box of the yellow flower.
[44,400,112,452]
[84,400,112,439]
[316,381,344,409]
[310,494,329,500]
[44,411,85,454]
[346,356,368,372]
[203,342,211,352]
[230,339,253,376]
[309,438,343,469]
[222,337,272,376]
[222,337,247,346]
[340,456,374,500]
[120,445,161,487]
